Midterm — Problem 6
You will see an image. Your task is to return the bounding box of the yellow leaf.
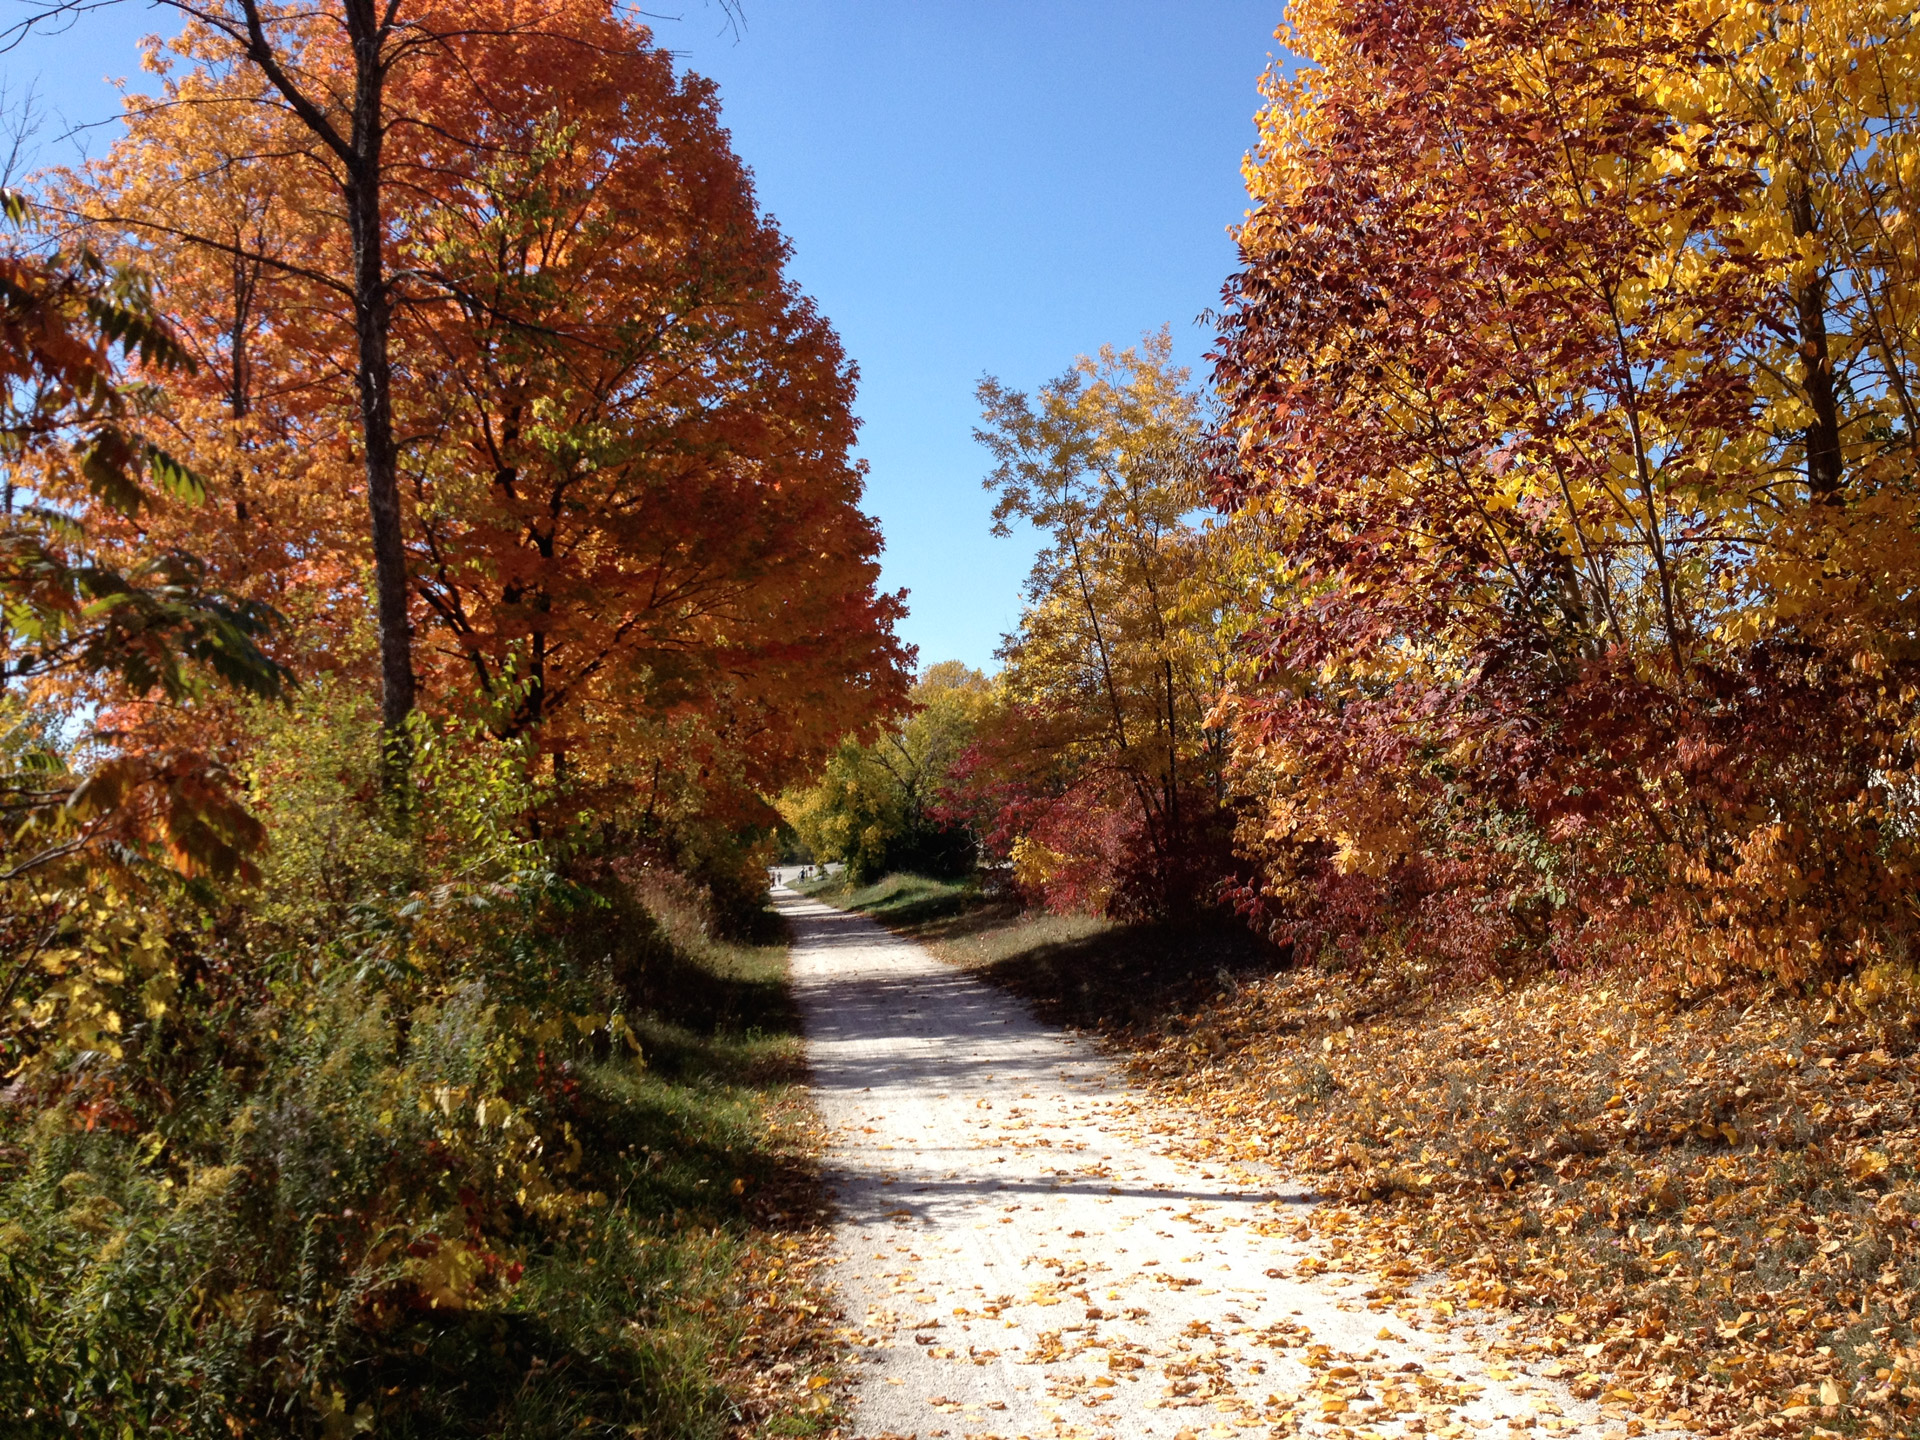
[1847,1149,1891,1184]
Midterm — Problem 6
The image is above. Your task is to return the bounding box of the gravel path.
[779,888,1643,1440]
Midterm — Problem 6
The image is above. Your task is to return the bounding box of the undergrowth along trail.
[0,875,840,1440]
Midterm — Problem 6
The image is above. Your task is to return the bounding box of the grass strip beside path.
[608,902,842,1440]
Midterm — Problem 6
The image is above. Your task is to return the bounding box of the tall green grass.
[0,886,829,1439]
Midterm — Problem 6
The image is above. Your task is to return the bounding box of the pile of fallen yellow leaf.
[1117,965,1920,1437]
[922,906,1920,1439]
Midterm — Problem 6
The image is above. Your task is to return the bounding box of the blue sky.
[3,0,1281,672]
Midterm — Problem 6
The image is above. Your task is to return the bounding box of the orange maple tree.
[63,0,909,822]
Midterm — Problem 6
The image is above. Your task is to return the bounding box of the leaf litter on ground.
[884,896,1920,1440]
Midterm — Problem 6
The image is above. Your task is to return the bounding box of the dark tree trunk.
[226,0,417,749]
[345,5,415,743]
[1790,177,1845,503]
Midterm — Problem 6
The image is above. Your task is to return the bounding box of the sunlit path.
[779,888,1642,1440]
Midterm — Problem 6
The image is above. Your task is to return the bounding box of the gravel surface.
[779,887,1651,1440]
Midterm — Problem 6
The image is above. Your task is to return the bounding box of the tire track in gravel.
[780,888,1669,1440]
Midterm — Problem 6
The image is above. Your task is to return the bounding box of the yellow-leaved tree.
[965,332,1246,916]
[1214,0,1920,983]
[783,661,992,881]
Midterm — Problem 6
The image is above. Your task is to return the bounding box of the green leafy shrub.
[0,691,822,1438]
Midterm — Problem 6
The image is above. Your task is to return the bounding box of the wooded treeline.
[798,0,1920,997]
[0,1,903,1433]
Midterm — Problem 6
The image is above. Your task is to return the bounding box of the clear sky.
[2,0,1282,672]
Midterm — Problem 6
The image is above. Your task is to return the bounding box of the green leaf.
[146,447,206,505]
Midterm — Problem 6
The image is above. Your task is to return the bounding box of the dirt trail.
[779,888,1645,1440]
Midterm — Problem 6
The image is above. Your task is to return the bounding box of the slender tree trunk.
[1163,656,1182,913]
[107,0,421,752]
[345,15,415,743]
[1064,527,1129,753]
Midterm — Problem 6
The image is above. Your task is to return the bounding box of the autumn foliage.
[60,0,905,826]
[0,3,898,1433]
[1208,0,1920,988]
[855,9,1920,1437]
[782,661,989,883]
[899,0,1920,1004]
[949,336,1246,917]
